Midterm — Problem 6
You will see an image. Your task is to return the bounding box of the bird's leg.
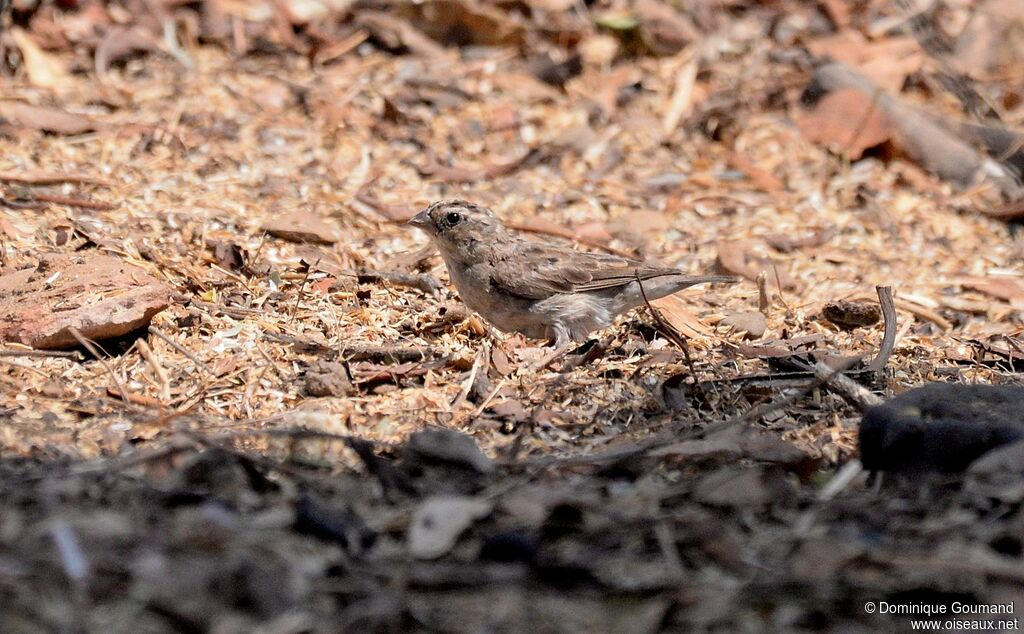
[529,327,572,372]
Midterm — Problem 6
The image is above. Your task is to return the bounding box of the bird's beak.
[408,210,432,232]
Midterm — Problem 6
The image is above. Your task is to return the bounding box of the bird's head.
[408,200,501,251]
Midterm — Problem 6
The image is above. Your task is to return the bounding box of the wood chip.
[263,210,343,244]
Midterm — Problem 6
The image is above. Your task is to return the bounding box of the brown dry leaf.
[488,398,528,422]
[817,0,851,29]
[570,65,640,119]
[356,11,448,58]
[961,277,1024,310]
[354,193,418,223]
[490,72,561,104]
[405,427,495,473]
[790,538,864,583]
[662,56,697,136]
[654,425,811,473]
[9,27,71,91]
[951,0,1024,77]
[95,26,163,75]
[0,253,173,350]
[733,335,823,360]
[578,33,620,66]
[490,346,513,376]
[725,149,785,193]
[419,149,539,184]
[280,0,331,24]
[208,240,246,271]
[694,467,777,508]
[263,210,342,244]
[806,30,922,93]
[764,228,833,252]
[0,216,22,239]
[795,88,893,159]
[810,64,1015,193]
[248,77,296,113]
[523,0,576,11]
[349,359,448,384]
[400,0,526,48]
[0,102,98,135]
[650,294,713,337]
[716,240,795,289]
[635,0,699,56]
[575,221,613,244]
[608,210,670,251]
[719,311,767,340]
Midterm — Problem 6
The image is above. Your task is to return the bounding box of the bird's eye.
[446,212,462,226]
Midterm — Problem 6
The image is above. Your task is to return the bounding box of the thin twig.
[262,331,435,363]
[68,327,137,411]
[807,360,883,411]
[634,270,707,400]
[192,299,261,319]
[148,326,217,378]
[106,387,163,408]
[356,269,442,294]
[0,348,82,360]
[449,340,488,415]
[20,193,118,210]
[866,285,897,372]
[0,171,112,186]
[291,258,319,319]
[136,338,171,403]
[756,271,769,315]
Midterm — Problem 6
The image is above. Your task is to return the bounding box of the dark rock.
[859,383,1024,473]
[405,427,494,474]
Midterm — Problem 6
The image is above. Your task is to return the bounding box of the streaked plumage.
[409,200,734,347]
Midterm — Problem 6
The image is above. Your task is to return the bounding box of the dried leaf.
[961,276,1024,310]
[0,102,98,135]
[9,27,71,90]
[649,295,712,337]
[796,88,893,159]
[807,30,922,93]
[634,0,698,56]
[95,26,162,75]
[719,311,767,340]
[716,240,795,289]
[263,210,342,244]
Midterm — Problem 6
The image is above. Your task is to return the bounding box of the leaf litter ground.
[1,1,1024,631]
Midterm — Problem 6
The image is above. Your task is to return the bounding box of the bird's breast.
[442,256,546,338]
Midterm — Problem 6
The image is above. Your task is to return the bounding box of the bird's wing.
[488,242,680,300]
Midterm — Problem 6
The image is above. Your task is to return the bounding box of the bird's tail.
[671,274,737,288]
[619,273,736,313]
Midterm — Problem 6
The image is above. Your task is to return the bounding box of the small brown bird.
[409,199,733,349]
